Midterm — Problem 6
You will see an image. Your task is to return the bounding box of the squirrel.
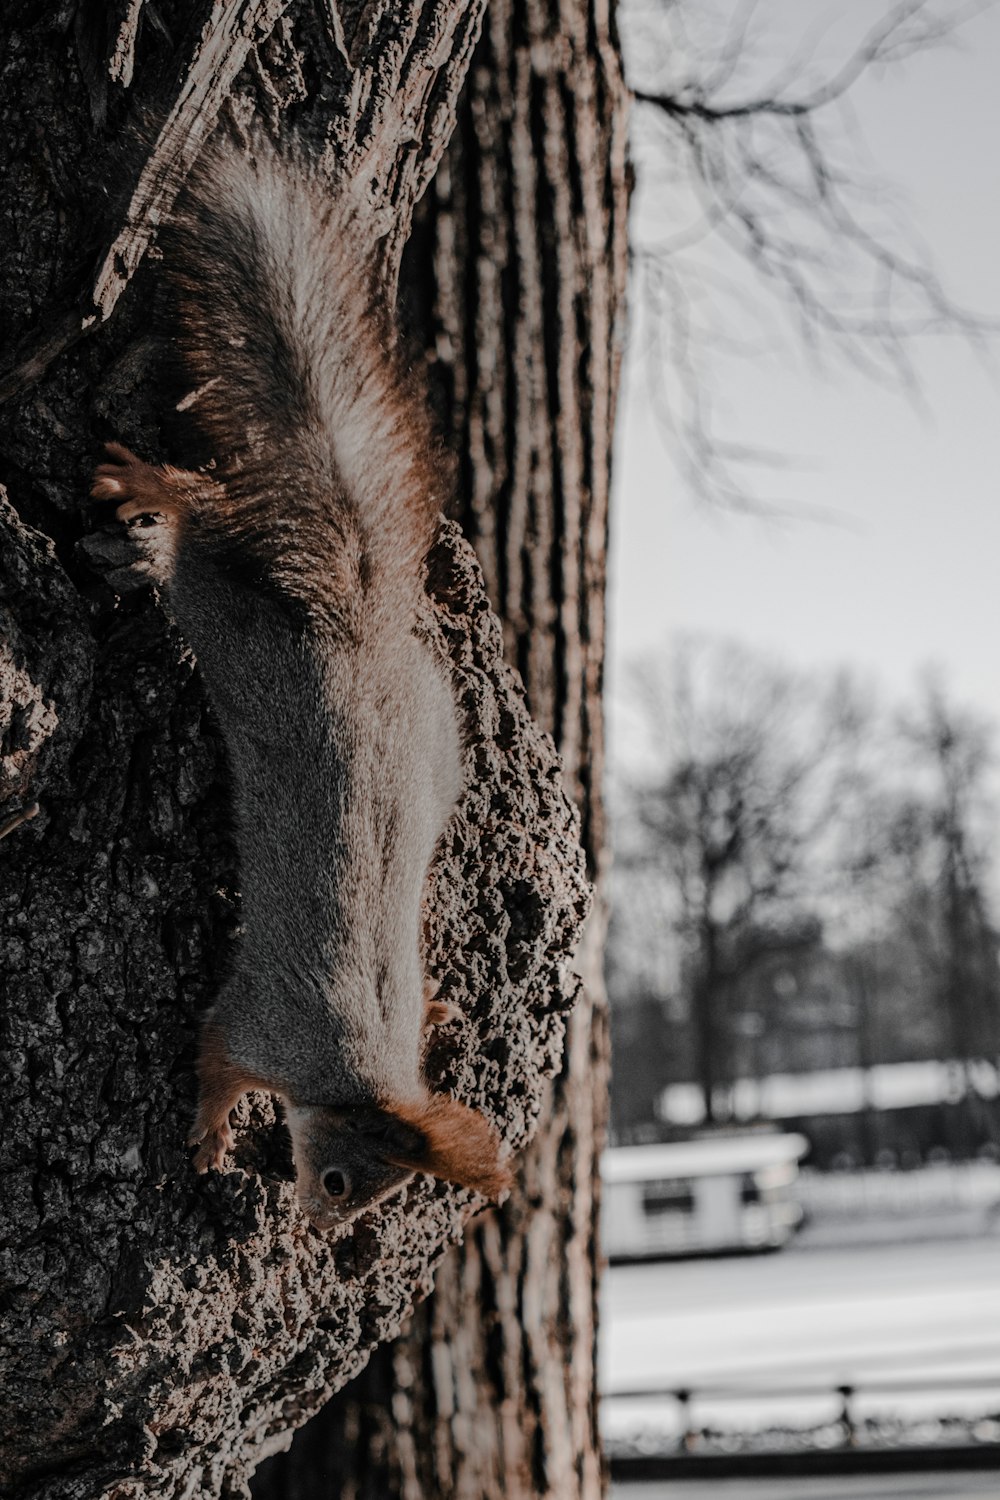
[91,135,512,1230]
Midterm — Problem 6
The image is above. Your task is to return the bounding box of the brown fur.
[91,441,217,525]
[424,999,460,1027]
[159,138,451,638]
[386,1094,513,1200]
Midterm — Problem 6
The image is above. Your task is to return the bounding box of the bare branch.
[624,0,1000,510]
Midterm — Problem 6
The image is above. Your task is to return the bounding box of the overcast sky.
[608,0,1000,765]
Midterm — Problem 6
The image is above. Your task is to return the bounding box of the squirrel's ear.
[385,1093,512,1201]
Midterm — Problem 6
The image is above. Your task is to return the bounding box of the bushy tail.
[388,1091,513,1200]
[162,135,446,622]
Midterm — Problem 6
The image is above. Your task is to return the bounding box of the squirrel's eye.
[322,1168,350,1199]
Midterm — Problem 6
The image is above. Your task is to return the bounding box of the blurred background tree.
[607,639,1000,1153]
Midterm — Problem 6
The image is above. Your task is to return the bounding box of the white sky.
[608,1,1000,767]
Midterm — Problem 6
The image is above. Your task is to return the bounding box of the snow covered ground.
[613,1477,1000,1499]
[600,1233,1000,1444]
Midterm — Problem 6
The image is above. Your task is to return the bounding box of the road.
[601,1234,1000,1441]
[613,1475,1000,1499]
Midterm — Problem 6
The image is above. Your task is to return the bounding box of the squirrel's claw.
[425,999,461,1028]
[188,1118,234,1173]
[91,443,142,504]
[423,976,460,1028]
[92,442,197,524]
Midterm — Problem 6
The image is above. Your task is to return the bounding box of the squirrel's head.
[286,1093,513,1231]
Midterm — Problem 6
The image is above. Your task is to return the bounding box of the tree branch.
[626,0,999,511]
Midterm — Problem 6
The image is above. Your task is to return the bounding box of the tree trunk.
[253,0,629,1495]
[0,5,596,1496]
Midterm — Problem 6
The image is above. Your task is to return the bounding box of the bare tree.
[612,638,862,1122]
[609,637,1000,1149]
[897,680,1000,1072]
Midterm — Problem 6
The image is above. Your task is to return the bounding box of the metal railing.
[604,1371,1000,1453]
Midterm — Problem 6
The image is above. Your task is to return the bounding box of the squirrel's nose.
[304,1193,353,1230]
[302,1167,354,1229]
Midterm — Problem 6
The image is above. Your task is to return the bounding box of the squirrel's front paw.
[92,442,195,525]
[188,1117,235,1173]
[92,442,154,517]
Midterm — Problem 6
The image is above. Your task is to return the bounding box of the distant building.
[602,1133,809,1261]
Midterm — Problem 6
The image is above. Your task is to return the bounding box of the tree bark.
[253,0,629,1494]
[0,5,594,1497]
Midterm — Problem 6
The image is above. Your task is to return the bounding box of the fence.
[602,1374,1000,1476]
[604,1371,1000,1479]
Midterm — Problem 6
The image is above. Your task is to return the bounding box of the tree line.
[607,637,1000,1145]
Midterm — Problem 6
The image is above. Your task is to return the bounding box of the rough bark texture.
[0,0,488,399]
[0,5,593,1498]
[254,0,629,1494]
